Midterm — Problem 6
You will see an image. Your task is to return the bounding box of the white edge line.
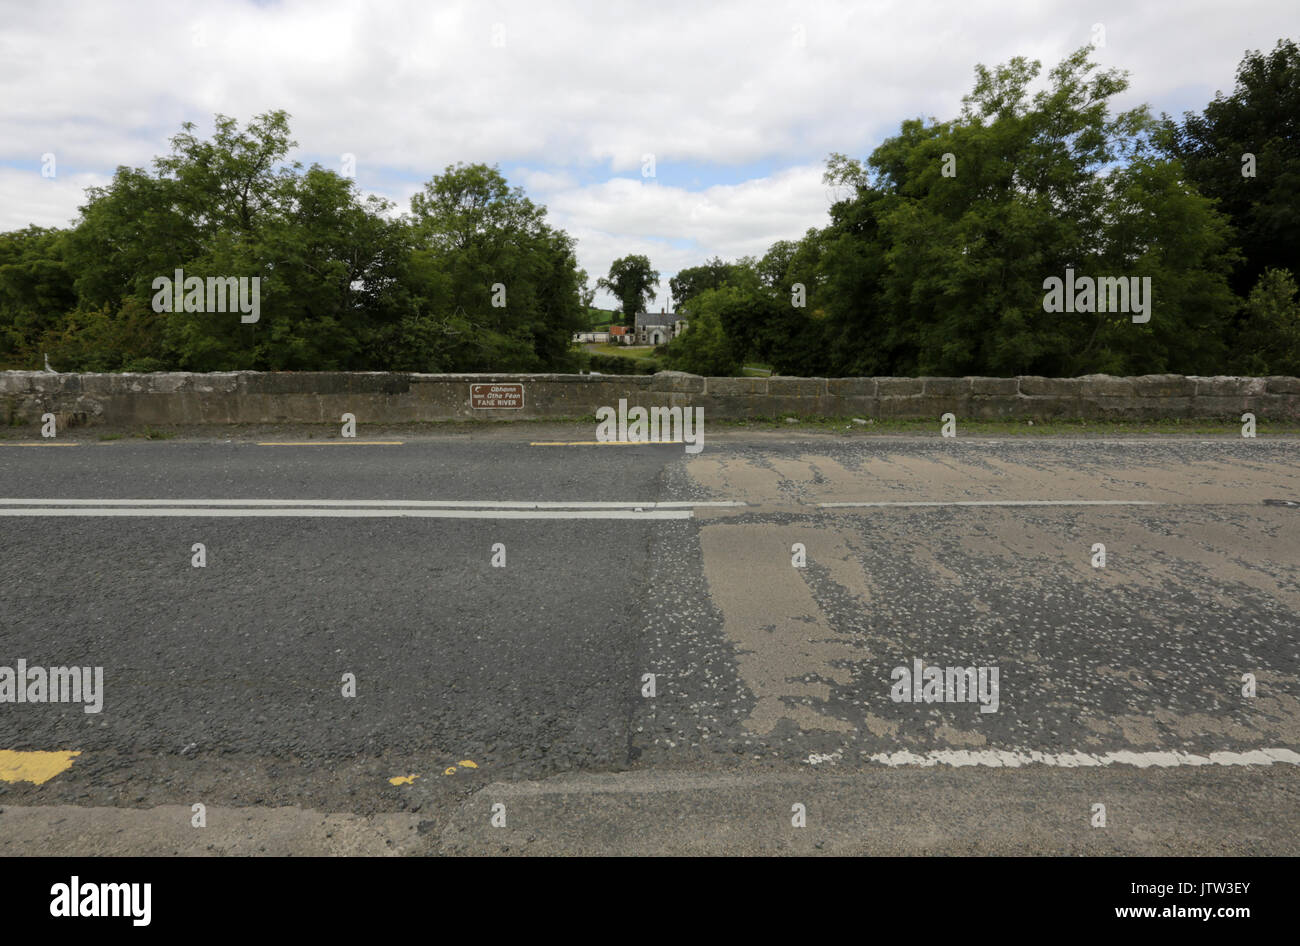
[0,508,694,520]
[854,748,1300,768]
[0,499,745,509]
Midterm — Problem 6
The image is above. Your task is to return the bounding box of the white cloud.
[1,0,1294,299]
[0,167,109,232]
[551,167,830,307]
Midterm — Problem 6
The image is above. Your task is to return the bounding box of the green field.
[586,343,660,360]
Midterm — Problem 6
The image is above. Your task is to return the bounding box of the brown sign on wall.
[470,383,525,409]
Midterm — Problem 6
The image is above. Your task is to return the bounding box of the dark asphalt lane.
[2,517,647,773]
[0,437,682,501]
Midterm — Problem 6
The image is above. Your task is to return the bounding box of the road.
[1,425,1297,854]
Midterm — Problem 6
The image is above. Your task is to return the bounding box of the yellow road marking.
[444,766,457,775]
[388,774,419,785]
[258,441,404,446]
[0,442,80,447]
[530,441,684,446]
[458,759,478,768]
[0,749,81,784]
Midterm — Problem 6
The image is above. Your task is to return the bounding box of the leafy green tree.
[756,241,798,290]
[576,269,596,311]
[663,288,742,376]
[813,46,1238,376]
[669,256,761,311]
[597,254,659,320]
[25,116,587,373]
[408,162,584,371]
[68,111,298,314]
[1236,267,1300,374]
[1162,39,1300,299]
[0,226,76,368]
[39,297,168,372]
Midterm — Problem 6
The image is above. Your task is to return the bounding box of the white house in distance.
[572,306,688,346]
[632,306,687,346]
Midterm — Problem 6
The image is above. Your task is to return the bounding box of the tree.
[576,268,596,311]
[811,46,1238,376]
[669,257,729,309]
[669,256,759,310]
[597,255,659,320]
[407,162,585,371]
[757,241,798,290]
[0,226,76,368]
[1236,268,1300,374]
[21,115,586,373]
[663,288,742,375]
[1162,39,1300,299]
[68,110,299,313]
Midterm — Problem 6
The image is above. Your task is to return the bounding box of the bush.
[1237,268,1300,375]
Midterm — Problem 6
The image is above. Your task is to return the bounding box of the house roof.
[636,312,676,327]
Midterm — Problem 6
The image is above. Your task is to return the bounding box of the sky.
[0,0,1295,309]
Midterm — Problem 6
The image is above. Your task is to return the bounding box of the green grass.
[139,426,175,440]
[587,343,659,359]
[98,432,124,441]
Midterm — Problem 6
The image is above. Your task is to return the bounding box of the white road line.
[851,748,1300,768]
[0,498,745,509]
[0,508,694,520]
[819,500,1162,508]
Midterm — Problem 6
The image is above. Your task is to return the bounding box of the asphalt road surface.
[1,425,1297,854]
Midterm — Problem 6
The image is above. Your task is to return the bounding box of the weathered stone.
[830,395,879,417]
[968,395,1027,418]
[1192,376,1267,397]
[0,372,1295,426]
[1081,396,1195,418]
[923,378,971,397]
[1021,397,1083,418]
[1192,396,1250,416]
[1266,376,1300,395]
[827,377,877,396]
[707,377,766,396]
[761,395,818,417]
[1019,377,1082,397]
[1250,393,1300,419]
[1132,374,1196,397]
[877,395,964,419]
[876,377,923,397]
[967,377,1018,396]
[650,370,706,394]
[767,377,824,397]
[1078,375,1136,397]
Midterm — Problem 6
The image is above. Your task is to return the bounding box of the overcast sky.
[1,0,1295,308]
